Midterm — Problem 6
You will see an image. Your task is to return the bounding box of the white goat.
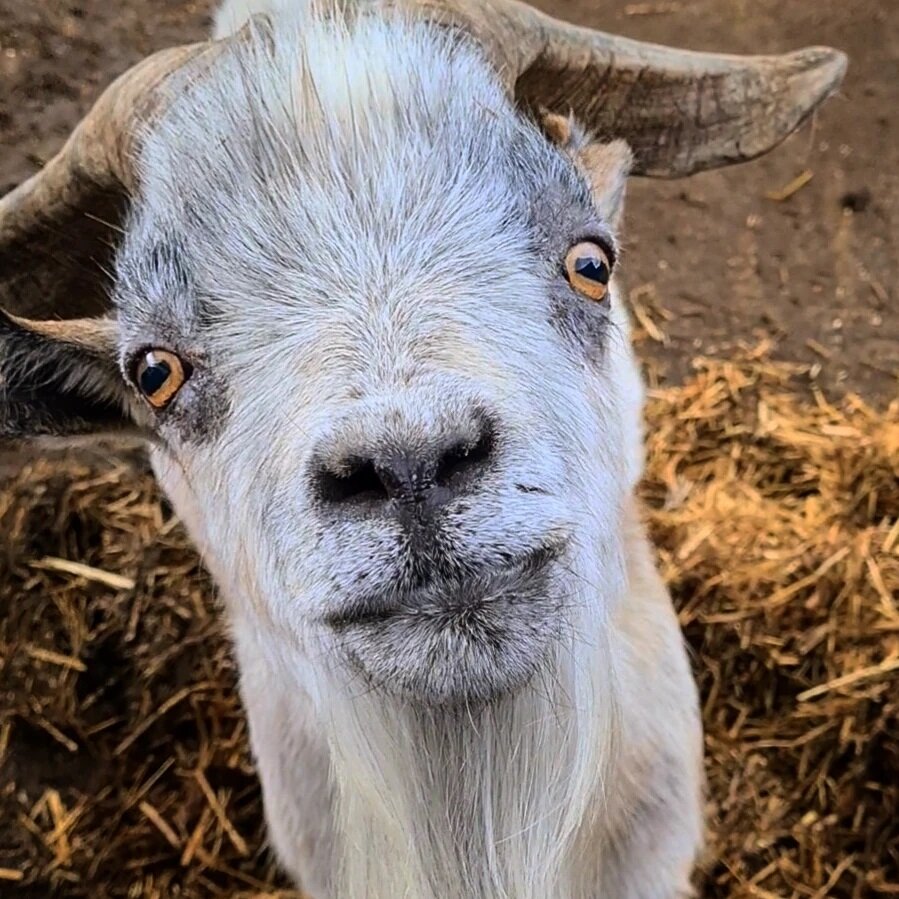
[0,1,844,896]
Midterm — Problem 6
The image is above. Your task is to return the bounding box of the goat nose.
[313,415,496,512]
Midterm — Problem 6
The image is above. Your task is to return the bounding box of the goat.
[0,1,844,896]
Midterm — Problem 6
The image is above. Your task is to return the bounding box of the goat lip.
[325,541,567,705]
[321,543,563,632]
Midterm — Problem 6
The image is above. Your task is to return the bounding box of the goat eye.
[564,241,612,302]
[134,349,190,409]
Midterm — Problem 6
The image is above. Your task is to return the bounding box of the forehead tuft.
[119,6,588,328]
[137,10,561,215]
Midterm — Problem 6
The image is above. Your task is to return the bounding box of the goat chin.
[320,617,621,899]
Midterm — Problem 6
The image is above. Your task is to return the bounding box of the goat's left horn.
[0,42,215,319]
[430,0,847,178]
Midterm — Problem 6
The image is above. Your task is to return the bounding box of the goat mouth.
[322,543,567,705]
[322,543,562,631]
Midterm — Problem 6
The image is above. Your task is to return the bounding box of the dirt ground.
[0,0,896,897]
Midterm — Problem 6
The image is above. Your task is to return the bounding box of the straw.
[1,350,896,897]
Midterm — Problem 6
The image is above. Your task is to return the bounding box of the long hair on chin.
[320,591,623,899]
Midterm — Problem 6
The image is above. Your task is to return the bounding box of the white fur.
[110,2,705,895]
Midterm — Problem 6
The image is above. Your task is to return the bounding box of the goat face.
[107,18,637,705]
[0,2,844,709]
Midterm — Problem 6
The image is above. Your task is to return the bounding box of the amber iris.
[135,350,189,409]
[565,241,612,302]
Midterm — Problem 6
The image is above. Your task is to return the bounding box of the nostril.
[315,412,498,511]
[316,457,389,506]
[435,421,495,489]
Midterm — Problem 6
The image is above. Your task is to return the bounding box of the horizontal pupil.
[140,360,172,395]
[575,256,610,285]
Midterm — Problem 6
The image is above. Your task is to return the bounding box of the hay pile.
[0,351,896,898]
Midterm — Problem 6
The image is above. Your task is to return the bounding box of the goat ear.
[0,312,140,442]
[542,114,632,227]
[575,140,633,228]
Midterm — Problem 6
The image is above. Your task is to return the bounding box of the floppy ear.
[0,313,139,441]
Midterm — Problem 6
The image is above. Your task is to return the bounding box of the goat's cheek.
[548,286,611,366]
[155,368,233,445]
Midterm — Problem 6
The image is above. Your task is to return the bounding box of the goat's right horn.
[0,42,214,320]
[426,0,847,178]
